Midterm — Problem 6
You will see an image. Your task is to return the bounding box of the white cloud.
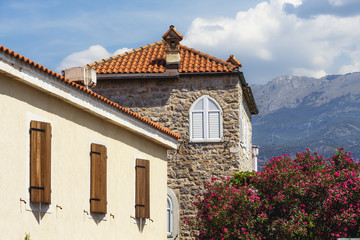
[113,47,132,56]
[57,45,132,72]
[58,45,110,71]
[339,48,360,74]
[339,45,360,74]
[292,68,327,78]
[339,64,360,74]
[183,0,360,83]
[183,1,282,61]
[328,0,352,6]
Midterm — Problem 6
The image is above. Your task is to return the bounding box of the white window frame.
[167,189,179,240]
[189,95,223,142]
[167,195,173,237]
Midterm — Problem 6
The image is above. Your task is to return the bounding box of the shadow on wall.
[94,79,174,109]
[29,203,49,224]
[136,218,148,233]
[90,212,106,225]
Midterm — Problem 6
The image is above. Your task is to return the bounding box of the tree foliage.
[186,149,360,239]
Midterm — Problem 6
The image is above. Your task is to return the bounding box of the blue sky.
[1,0,360,84]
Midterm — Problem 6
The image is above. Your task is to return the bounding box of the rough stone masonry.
[93,72,253,239]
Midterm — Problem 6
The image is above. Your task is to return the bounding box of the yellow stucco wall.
[0,72,168,239]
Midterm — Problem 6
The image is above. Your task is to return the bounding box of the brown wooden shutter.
[135,159,150,219]
[90,143,107,214]
[29,120,51,204]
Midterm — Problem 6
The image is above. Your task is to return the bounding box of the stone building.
[82,26,258,239]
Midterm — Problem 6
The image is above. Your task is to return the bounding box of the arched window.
[167,189,179,239]
[189,95,222,142]
[167,195,173,237]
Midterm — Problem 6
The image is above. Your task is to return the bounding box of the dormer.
[162,25,183,71]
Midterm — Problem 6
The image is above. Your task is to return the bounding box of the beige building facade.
[0,45,179,239]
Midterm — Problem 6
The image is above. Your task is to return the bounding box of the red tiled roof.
[0,45,181,139]
[87,41,240,74]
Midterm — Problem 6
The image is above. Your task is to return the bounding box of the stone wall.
[93,73,253,239]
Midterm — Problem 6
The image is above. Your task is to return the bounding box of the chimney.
[62,67,97,88]
[162,25,183,71]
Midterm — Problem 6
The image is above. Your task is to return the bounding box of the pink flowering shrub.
[185,176,261,239]
[186,149,360,240]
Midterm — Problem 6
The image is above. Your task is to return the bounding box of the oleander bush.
[186,149,360,240]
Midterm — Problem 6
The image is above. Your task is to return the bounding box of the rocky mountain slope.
[251,72,360,169]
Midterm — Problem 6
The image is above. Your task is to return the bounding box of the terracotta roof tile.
[0,45,180,139]
[87,41,239,74]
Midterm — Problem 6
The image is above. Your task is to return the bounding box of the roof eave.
[97,71,179,80]
[0,49,180,149]
[239,72,259,115]
[179,71,238,76]
[96,70,242,80]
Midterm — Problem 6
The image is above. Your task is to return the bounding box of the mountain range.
[251,72,360,169]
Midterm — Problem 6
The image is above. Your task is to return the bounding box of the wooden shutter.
[90,143,107,214]
[135,159,150,219]
[29,120,51,204]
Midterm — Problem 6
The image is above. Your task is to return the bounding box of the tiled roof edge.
[180,45,238,71]
[0,45,181,139]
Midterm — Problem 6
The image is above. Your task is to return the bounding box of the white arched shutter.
[190,96,222,141]
[191,98,205,140]
[208,112,220,139]
[192,112,204,139]
[208,99,220,139]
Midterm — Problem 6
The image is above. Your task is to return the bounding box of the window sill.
[88,212,107,221]
[26,201,52,213]
[189,139,223,143]
[133,217,148,224]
